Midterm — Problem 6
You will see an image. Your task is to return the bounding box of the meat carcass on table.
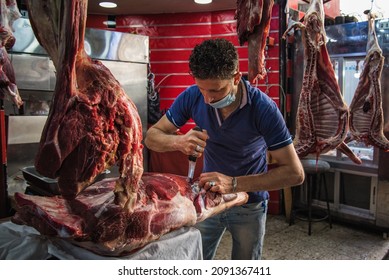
[283,0,361,164]
[27,0,143,211]
[0,0,22,108]
[235,0,274,83]
[12,173,248,256]
[349,13,389,151]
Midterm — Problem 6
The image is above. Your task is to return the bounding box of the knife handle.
[188,126,202,162]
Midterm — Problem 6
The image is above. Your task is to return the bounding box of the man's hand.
[199,172,236,194]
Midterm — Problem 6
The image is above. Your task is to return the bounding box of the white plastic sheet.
[0,221,202,260]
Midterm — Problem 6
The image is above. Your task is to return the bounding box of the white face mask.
[209,88,236,109]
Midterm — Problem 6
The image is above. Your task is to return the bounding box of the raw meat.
[349,13,389,151]
[27,0,143,210]
[283,0,361,164]
[15,0,249,256]
[235,0,274,83]
[13,173,248,256]
[236,0,263,45]
[0,0,22,108]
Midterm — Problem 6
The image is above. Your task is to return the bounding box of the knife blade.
[187,126,202,183]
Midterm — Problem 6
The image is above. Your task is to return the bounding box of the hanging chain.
[147,64,158,102]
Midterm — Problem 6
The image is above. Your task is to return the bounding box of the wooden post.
[283,187,292,224]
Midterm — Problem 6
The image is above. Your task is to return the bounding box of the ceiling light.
[103,20,116,26]
[194,0,213,4]
[99,2,117,8]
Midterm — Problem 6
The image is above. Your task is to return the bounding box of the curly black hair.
[189,38,239,80]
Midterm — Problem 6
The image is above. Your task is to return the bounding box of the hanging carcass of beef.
[0,0,22,108]
[283,0,361,164]
[349,13,389,151]
[26,0,143,211]
[12,0,249,256]
[235,0,274,83]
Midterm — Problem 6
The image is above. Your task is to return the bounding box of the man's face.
[195,72,241,105]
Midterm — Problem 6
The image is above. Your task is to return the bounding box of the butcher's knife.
[187,126,202,183]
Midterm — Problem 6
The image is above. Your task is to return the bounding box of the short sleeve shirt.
[166,80,292,203]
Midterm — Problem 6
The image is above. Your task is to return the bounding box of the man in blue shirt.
[145,38,304,260]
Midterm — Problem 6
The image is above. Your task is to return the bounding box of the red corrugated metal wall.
[87,5,283,214]
[288,0,340,19]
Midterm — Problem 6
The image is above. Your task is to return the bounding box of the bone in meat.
[283,0,361,164]
[27,0,143,211]
[13,173,248,256]
[235,0,274,83]
[0,0,22,108]
[349,13,389,151]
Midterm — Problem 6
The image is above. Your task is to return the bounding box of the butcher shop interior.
[1,0,389,263]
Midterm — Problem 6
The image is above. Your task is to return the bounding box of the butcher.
[144,38,304,260]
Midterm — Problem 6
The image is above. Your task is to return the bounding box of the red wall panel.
[150,49,192,61]
[154,74,195,87]
[287,0,340,19]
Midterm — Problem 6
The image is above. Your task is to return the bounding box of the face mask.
[209,89,236,109]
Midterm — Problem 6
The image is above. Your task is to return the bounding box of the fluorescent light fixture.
[99,2,117,8]
[194,0,212,4]
[103,20,116,26]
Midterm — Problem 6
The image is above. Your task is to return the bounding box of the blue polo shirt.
[166,80,292,203]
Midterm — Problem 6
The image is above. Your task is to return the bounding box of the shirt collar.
[240,80,248,109]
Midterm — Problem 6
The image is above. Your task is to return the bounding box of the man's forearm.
[144,127,181,153]
[235,164,304,193]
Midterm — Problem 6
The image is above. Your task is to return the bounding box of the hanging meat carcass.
[13,173,248,256]
[283,0,361,164]
[235,0,274,83]
[0,0,22,108]
[27,0,143,211]
[349,13,389,151]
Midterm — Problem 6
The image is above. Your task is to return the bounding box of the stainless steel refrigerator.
[4,18,149,201]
